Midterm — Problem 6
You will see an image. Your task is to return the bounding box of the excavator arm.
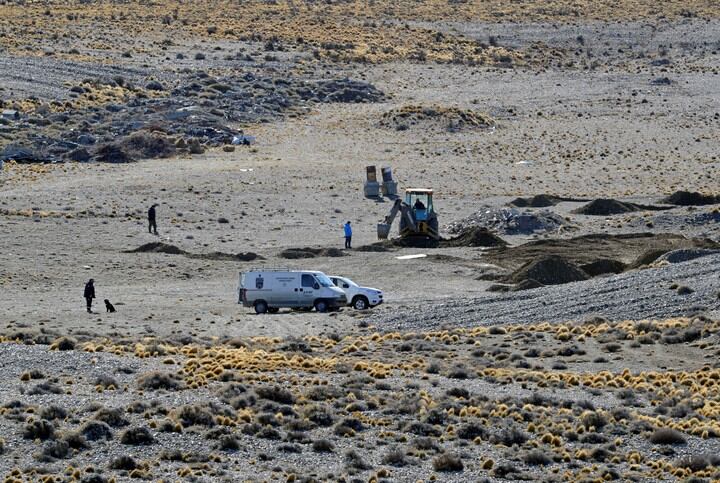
[378,199,416,239]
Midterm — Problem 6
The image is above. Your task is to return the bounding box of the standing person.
[343,221,352,249]
[84,279,95,313]
[148,203,159,235]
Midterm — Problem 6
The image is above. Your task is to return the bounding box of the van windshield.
[315,274,334,288]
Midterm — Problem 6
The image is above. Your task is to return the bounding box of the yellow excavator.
[377,188,439,241]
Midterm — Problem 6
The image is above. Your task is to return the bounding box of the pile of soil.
[279,247,345,259]
[354,243,391,252]
[661,191,720,206]
[629,249,670,268]
[126,242,186,255]
[440,227,507,248]
[126,243,262,261]
[199,252,263,262]
[484,233,720,271]
[356,228,505,251]
[505,256,589,286]
[572,198,669,216]
[379,105,494,132]
[580,259,627,277]
[509,194,586,208]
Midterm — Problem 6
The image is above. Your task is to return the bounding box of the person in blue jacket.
[343,221,352,249]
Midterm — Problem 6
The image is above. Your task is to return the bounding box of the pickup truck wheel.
[254,300,268,314]
[267,307,279,314]
[352,296,369,310]
[314,300,328,313]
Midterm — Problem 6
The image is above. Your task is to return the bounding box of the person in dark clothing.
[414,198,426,210]
[84,279,95,313]
[148,203,159,235]
[343,221,352,249]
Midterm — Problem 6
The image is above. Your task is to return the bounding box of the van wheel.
[254,300,268,314]
[352,296,369,310]
[268,307,279,314]
[314,300,328,313]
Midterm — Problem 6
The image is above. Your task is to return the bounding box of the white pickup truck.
[328,276,384,310]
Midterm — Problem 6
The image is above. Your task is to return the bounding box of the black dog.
[104,299,116,313]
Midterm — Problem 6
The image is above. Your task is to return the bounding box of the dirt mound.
[355,243,391,252]
[484,233,720,271]
[661,191,720,206]
[630,249,670,268]
[580,259,627,277]
[573,199,639,215]
[197,252,263,262]
[126,242,186,255]
[506,256,589,286]
[573,198,672,216]
[509,194,586,208]
[440,227,507,248]
[380,105,494,132]
[126,243,262,261]
[279,247,346,259]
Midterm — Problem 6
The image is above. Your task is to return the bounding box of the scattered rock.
[380,104,493,132]
[67,148,91,162]
[651,77,673,85]
[94,143,130,163]
[447,208,568,235]
[0,145,47,163]
[145,80,165,91]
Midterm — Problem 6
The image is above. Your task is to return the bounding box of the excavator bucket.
[377,222,391,239]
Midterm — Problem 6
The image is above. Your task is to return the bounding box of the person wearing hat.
[343,221,352,249]
[84,279,95,313]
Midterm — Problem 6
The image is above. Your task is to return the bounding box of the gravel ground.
[371,254,720,331]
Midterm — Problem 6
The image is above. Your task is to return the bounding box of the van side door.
[300,273,317,305]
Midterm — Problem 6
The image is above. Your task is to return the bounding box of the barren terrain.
[1,0,720,481]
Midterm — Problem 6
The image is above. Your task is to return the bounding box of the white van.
[239,269,347,314]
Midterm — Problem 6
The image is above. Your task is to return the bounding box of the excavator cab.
[377,188,439,241]
[405,189,433,222]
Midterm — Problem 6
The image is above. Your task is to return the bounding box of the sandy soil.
[2,1,720,481]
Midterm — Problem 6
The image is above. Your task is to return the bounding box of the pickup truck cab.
[239,269,346,314]
[328,275,383,310]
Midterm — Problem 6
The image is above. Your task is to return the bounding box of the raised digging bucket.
[377,222,391,239]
